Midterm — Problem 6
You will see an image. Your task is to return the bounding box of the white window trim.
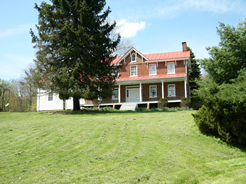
[168,84,176,97]
[130,65,138,77]
[167,62,175,74]
[149,85,157,98]
[149,64,157,75]
[112,88,118,100]
[131,52,137,63]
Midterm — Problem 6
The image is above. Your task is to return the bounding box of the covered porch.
[114,75,187,103]
[81,75,188,110]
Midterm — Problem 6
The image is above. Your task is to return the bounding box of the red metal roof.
[116,73,187,81]
[111,56,122,65]
[145,51,190,61]
[111,51,190,64]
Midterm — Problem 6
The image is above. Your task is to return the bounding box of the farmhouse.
[37,42,190,111]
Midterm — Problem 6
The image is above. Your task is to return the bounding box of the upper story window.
[167,62,175,74]
[130,65,137,77]
[112,88,118,100]
[149,64,157,75]
[168,84,176,97]
[131,53,136,62]
[116,68,120,78]
[48,92,53,101]
[112,68,120,78]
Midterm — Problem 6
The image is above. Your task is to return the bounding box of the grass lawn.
[0,110,246,183]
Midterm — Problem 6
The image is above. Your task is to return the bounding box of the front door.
[126,86,140,102]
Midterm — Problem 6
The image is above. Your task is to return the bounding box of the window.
[48,92,53,101]
[131,53,136,62]
[168,84,176,97]
[149,85,157,98]
[112,88,118,100]
[130,65,137,76]
[149,64,157,75]
[116,68,120,78]
[167,62,175,74]
[113,68,120,78]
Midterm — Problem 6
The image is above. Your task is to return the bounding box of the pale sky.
[1,0,246,81]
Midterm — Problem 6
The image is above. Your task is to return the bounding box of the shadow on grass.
[199,131,246,152]
[40,107,192,116]
[44,110,175,116]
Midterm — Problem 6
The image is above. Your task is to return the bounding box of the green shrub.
[92,99,101,108]
[158,98,168,108]
[136,107,145,112]
[190,100,202,110]
[192,105,217,135]
[193,71,246,146]
[180,97,190,108]
[100,107,116,111]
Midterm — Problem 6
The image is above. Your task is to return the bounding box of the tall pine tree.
[187,46,201,109]
[31,0,120,111]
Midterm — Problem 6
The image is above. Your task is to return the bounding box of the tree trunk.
[73,97,80,111]
[63,99,66,110]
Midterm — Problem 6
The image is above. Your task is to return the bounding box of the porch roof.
[115,73,186,81]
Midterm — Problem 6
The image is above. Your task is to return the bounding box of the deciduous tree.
[200,21,246,84]
[19,65,39,111]
[0,79,11,111]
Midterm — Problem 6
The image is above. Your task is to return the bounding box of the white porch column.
[161,80,165,98]
[184,77,187,98]
[118,84,121,103]
[140,82,142,102]
[98,86,101,100]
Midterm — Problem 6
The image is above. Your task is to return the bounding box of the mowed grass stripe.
[0,115,99,167]
[0,111,246,183]
[63,117,144,180]
[89,121,143,172]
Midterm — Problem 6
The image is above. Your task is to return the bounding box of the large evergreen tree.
[186,46,201,108]
[31,0,120,111]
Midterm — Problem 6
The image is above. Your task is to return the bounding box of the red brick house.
[84,42,190,109]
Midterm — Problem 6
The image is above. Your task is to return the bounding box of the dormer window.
[131,53,136,62]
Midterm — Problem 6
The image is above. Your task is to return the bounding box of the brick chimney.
[182,42,187,51]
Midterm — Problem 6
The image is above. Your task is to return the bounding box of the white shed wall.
[37,89,85,111]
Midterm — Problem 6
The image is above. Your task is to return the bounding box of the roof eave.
[115,75,186,82]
